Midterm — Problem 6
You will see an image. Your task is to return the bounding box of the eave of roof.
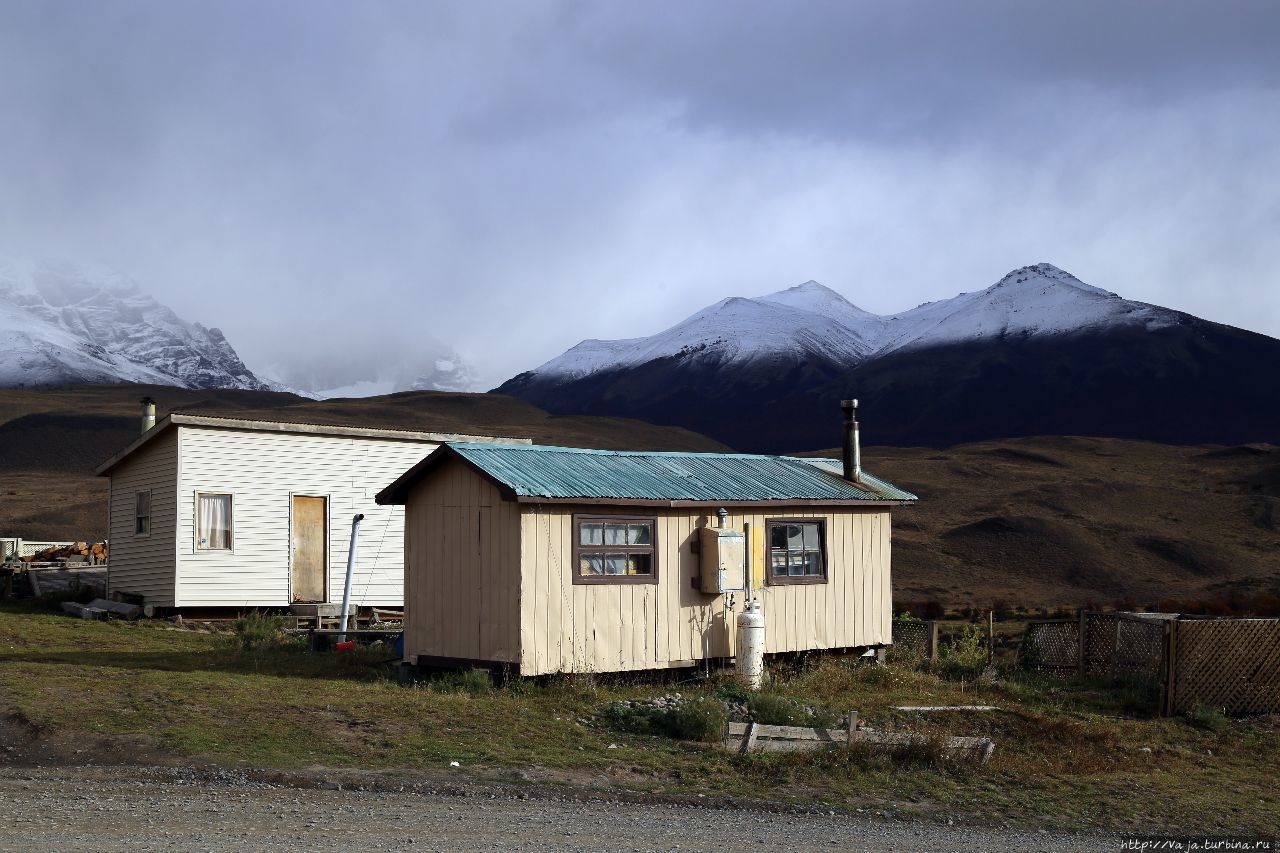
[375,442,919,506]
[95,413,528,477]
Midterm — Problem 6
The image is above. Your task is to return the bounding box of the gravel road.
[0,764,1112,852]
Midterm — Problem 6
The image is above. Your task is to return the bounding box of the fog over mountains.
[497,264,1280,451]
[0,259,478,398]
[0,259,275,392]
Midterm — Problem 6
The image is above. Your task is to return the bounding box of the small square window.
[766,519,826,585]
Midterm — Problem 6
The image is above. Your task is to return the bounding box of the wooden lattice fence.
[890,619,938,661]
[1166,618,1280,716]
[1021,613,1280,716]
[1082,613,1166,686]
[1021,619,1079,674]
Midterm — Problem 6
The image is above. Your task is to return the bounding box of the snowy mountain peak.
[513,264,1184,385]
[0,257,271,391]
[990,263,1115,297]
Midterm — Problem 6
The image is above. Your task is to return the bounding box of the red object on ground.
[334,641,355,653]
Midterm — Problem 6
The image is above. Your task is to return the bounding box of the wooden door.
[291,496,327,603]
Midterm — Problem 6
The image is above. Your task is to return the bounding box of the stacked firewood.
[19,542,109,564]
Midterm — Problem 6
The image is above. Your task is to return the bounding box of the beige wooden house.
[377,441,917,675]
[95,412,525,611]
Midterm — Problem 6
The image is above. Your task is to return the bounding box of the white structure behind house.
[96,413,528,610]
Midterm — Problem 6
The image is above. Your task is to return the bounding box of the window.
[573,516,657,584]
[767,519,827,585]
[197,493,233,550]
[134,491,151,536]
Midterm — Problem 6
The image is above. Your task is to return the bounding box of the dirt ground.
[0,763,1112,852]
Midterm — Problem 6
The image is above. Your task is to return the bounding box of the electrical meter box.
[699,527,746,594]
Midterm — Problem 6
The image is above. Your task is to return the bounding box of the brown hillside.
[3,386,1276,609]
[0,384,729,540]
[821,436,1280,609]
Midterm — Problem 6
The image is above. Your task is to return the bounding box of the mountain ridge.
[496,263,1280,451]
[0,258,272,392]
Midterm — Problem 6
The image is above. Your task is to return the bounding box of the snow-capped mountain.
[0,258,271,391]
[497,264,1280,450]
[528,264,1179,382]
[537,292,875,382]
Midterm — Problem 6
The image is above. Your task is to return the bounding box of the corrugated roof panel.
[447,443,918,502]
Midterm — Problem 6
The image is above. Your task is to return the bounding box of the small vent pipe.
[841,399,861,482]
[140,397,156,434]
[338,513,365,643]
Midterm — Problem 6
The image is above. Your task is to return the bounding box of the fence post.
[1163,618,1179,717]
[1077,609,1087,677]
[987,610,994,663]
[929,621,939,662]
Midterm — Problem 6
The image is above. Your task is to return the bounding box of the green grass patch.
[0,602,1277,834]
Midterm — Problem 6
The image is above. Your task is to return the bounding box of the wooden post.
[1163,619,1179,717]
[741,721,758,754]
[1077,609,1087,678]
[846,711,859,745]
[929,621,939,662]
[987,610,994,663]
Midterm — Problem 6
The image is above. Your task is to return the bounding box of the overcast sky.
[2,1,1278,390]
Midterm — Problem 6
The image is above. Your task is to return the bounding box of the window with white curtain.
[197,493,233,550]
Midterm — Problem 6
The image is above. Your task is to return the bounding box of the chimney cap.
[140,396,156,405]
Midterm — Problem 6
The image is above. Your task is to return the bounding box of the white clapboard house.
[95,408,526,613]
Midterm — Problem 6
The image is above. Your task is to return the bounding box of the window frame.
[571,514,659,586]
[195,491,235,552]
[764,517,829,586]
[134,490,152,538]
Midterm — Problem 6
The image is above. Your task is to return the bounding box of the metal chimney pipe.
[841,399,860,482]
[140,397,156,434]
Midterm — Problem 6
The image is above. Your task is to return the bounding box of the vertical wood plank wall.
[403,458,520,664]
[518,505,892,676]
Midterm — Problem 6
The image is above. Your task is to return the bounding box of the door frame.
[288,492,330,604]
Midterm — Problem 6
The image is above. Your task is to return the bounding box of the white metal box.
[699,527,746,594]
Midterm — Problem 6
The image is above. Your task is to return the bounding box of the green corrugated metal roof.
[442,442,917,503]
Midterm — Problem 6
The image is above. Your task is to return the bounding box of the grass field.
[1,602,1276,834]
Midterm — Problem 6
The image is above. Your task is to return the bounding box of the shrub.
[603,698,726,742]
[748,693,810,726]
[667,698,727,742]
[432,668,492,695]
[715,680,749,703]
[1184,705,1230,734]
[747,693,840,728]
[232,611,288,650]
[937,625,988,681]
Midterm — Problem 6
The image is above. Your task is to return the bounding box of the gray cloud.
[0,0,1277,390]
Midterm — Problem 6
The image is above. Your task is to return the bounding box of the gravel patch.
[0,764,1113,852]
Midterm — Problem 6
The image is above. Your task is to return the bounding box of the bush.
[668,698,727,742]
[232,611,288,650]
[748,693,810,726]
[603,698,726,742]
[432,668,492,695]
[937,625,988,681]
[1184,705,1230,734]
[747,693,840,728]
[715,680,749,703]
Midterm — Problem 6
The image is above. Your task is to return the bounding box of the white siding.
[175,426,436,607]
[107,429,178,606]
